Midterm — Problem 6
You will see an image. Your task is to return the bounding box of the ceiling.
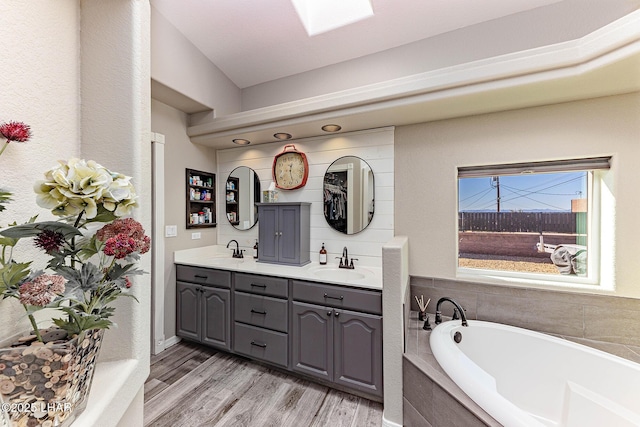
[150,0,561,89]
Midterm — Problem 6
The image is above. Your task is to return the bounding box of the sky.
[458,171,587,212]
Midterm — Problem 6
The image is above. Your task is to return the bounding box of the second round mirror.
[323,156,375,234]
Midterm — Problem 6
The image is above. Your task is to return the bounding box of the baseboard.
[164,335,181,349]
[382,410,403,427]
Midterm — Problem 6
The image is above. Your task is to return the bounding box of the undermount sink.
[311,268,366,281]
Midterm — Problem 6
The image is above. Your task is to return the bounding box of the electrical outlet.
[165,225,177,237]
[191,232,201,240]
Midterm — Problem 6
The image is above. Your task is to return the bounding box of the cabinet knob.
[327,310,332,316]
[334,312,340,317]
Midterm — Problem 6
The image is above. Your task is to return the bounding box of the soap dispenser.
[319,243,327,265]
[253,239,259,259]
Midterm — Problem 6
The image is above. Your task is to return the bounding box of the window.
[457,157,610,284]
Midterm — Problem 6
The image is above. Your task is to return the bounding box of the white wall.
[151,98,218,341]
[0,0,80,342]
[1,1,151,426]
[217,128,395,267]
[395,92,640,298]
[151,5,241,115]
[241,0,640,110]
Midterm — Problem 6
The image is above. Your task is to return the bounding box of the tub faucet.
[226,239,243,258]
[435,297,468,327]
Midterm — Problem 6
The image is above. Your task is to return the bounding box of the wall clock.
[272,144,309,190]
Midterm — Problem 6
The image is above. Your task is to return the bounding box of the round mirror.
[226,166,261,230]
[323,156,375,234]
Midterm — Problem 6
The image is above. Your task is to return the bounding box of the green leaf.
[0,221,82,240]
[55,262,103,295]
[0,262,32,294]
[53,308,113,335]
[0,190,11,212]
[77,234,102,261]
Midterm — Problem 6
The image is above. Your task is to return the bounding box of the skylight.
[290,0,374,36]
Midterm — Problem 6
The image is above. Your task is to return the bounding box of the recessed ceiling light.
[274,132,292,140]
[322,124,342,132]
[232,139,251,145]
[291,0,374,36]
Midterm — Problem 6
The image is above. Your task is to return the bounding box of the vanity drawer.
[176,265,231,288]
[234,323,288,368]
[235,273,288,298]
[234,291,288,333]
[292,280,382,315]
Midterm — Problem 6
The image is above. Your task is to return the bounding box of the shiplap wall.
[217,127,394,267]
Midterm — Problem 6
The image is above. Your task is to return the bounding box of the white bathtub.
[430,320,640,427]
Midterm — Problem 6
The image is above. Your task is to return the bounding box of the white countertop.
[174,245,382,290]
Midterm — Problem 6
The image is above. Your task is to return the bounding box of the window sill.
[72,358,147,427]
[456,268,615,295]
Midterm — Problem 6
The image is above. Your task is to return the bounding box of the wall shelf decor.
[186,168,216,229]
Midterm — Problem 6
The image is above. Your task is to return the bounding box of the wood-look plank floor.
[144,341,383,427]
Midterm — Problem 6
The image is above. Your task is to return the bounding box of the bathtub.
[430,320,640,427]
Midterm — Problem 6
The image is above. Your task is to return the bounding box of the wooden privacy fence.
[459,212,581,234]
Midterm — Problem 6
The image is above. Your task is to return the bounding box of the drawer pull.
[250,309,267,315]
[251,341,267,348]
[194,274,208,279]
[324,293,344,301]
[251,283,267,288]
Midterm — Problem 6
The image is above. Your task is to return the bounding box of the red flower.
[34,230,65,253]
[97,218,150,255]
[103,234,137,259]
[0,121,31,143]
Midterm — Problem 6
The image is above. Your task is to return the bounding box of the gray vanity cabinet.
[291,280,383,397]
[233,273,289,368]
[257,202,310,266]
[176,265,231,351]
[333,310,382,396]
[291,301,333,382]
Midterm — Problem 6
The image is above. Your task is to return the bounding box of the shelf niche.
[186,168,216,229]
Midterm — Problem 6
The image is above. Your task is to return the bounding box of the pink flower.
[98,218,150,255]
[124,276,132,288]
[0,121,31,143]
[19,274,66,307]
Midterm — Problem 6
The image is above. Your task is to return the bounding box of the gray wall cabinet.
[257,202,310,266]
[175,264,383,400]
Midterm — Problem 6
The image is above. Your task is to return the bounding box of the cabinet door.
[333,310,383,397]
[258,205,279,263]
[201,287,231,350]
[176,282,201,341]
[278,204,300,264]
[291,301,333,381]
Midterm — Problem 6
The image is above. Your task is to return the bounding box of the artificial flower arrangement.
[0,157,149,340]
[0,121,149,426]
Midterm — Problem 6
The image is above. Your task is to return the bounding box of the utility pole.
[491,176,501,212]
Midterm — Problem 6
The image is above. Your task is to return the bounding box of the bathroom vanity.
[174,245,383,400]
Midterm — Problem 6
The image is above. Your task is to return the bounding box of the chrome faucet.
[435,297,468,327]
[226,239,243,258]
[336,246,357,269]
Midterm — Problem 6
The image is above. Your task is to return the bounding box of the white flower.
[35,158,138,219]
